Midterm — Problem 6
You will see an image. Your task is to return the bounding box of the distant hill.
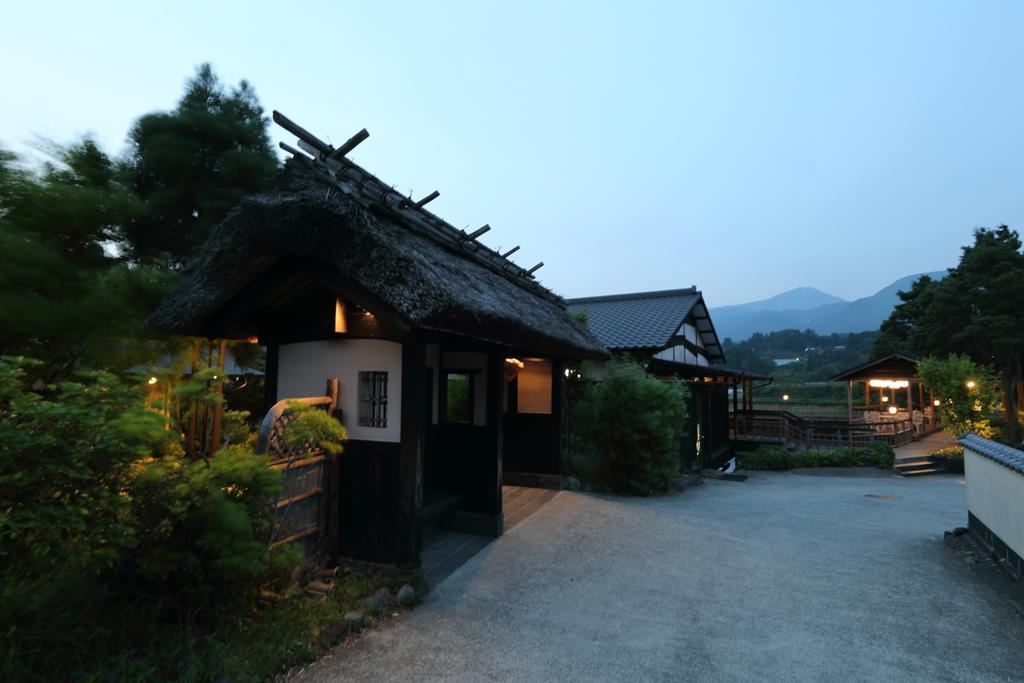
[715,286,847,313]
[712,272,946,342]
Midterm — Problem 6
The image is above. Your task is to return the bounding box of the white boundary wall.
[964,443,1024,560]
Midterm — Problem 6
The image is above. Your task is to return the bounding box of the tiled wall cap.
[959,433,1024,473]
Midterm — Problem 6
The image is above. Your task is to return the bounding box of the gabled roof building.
[569,288,767,470]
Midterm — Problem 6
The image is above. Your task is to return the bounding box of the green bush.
[739,441,894,471]
[739,445,792,470]
[570,358,688,495]
[0,356,356,680]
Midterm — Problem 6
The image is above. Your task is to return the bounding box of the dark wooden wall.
[337,439,403,561]
[503,414,560,474]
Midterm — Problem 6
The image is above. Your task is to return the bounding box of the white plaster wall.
[655,344,700,366]
[277,339,403,442]
[683,323,698,345]
[965,447,1024,559]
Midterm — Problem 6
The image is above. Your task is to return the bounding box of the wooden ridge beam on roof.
[273,111,332,156]
[273,112,564,305]
[329,128,369,159]
[463,224,491,241]
[414,190,440,208]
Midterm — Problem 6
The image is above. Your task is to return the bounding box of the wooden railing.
[732,410,916,449]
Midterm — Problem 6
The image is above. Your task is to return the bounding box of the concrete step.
[894,459,937,469]
[895,454,935,464]
[899,467,945,477]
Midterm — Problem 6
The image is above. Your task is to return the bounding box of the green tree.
[917,354,1000,437]
[122,63,279,265]
[0,143,175,380]
[874,226,1024,442]
[571,359,688,495]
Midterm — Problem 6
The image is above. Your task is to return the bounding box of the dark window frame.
[358,370,388,428]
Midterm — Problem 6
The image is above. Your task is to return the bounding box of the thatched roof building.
[151,113,605,564]
[151,142,603,360]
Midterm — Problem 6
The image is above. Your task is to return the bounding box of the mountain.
[711,272,946,342]
[715,286,847,313]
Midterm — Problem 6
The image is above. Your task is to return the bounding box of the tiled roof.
[567,288,725,362]
[960,434,1024,474]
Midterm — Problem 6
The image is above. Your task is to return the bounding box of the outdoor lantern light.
[888,406,898,415]
[966,380,976,390]
[881,395,889,403]
[148,376,158,385]
[334,297,348,334]
[869,379,910,389]
[934,399,941,407]
[782,394,790,401]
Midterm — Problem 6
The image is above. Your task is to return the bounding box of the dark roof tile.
[567,289,725,362]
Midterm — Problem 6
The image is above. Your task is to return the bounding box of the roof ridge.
[567,287,700,304]
[274,114,565,306]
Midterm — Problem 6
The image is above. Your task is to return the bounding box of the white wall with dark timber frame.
[276,339,403,442]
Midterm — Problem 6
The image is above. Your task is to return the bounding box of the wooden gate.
[255,381,341,563]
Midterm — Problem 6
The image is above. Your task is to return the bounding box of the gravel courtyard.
[296,471,1024,682]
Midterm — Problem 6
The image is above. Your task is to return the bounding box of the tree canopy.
[121,64,279,265]
[0,64,277,381]
[874,226,1024,442]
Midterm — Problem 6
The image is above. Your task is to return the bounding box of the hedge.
[738,442,895,471]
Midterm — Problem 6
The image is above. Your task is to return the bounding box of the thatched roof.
[150,156,605,359]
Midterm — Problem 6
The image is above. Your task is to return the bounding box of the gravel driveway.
[295,470,1024,682]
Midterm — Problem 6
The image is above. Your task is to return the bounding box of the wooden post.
[185,340,201,458]
[263,341,279,416]
[847,380,853,422]
[397,339,426,563]
[486,353,506,528]
[864,381,870,409]
[209,340,228,455]
[325,377,341,561]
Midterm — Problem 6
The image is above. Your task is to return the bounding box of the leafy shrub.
[0,356,356,680]
[917,354,1000,437]
[282,400,348,455]
[739,445,791,470]
[739,441,894,470]
[570,358,688,495]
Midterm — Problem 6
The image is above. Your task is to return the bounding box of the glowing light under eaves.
[869,379,910,389]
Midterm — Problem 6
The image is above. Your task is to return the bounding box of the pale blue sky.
[3,1,1022,305]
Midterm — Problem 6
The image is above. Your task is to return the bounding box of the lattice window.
[358,371,388,428]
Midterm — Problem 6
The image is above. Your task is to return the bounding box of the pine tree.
[121,64,279,265]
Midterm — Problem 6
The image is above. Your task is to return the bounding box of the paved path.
[297,471,1024,682]
[895,430,959,459]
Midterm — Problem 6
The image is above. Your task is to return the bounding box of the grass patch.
[4,563,426,683]
[737,443,895,471]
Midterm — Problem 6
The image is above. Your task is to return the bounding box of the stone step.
[894,459,937,469]
[899,467,945,477]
